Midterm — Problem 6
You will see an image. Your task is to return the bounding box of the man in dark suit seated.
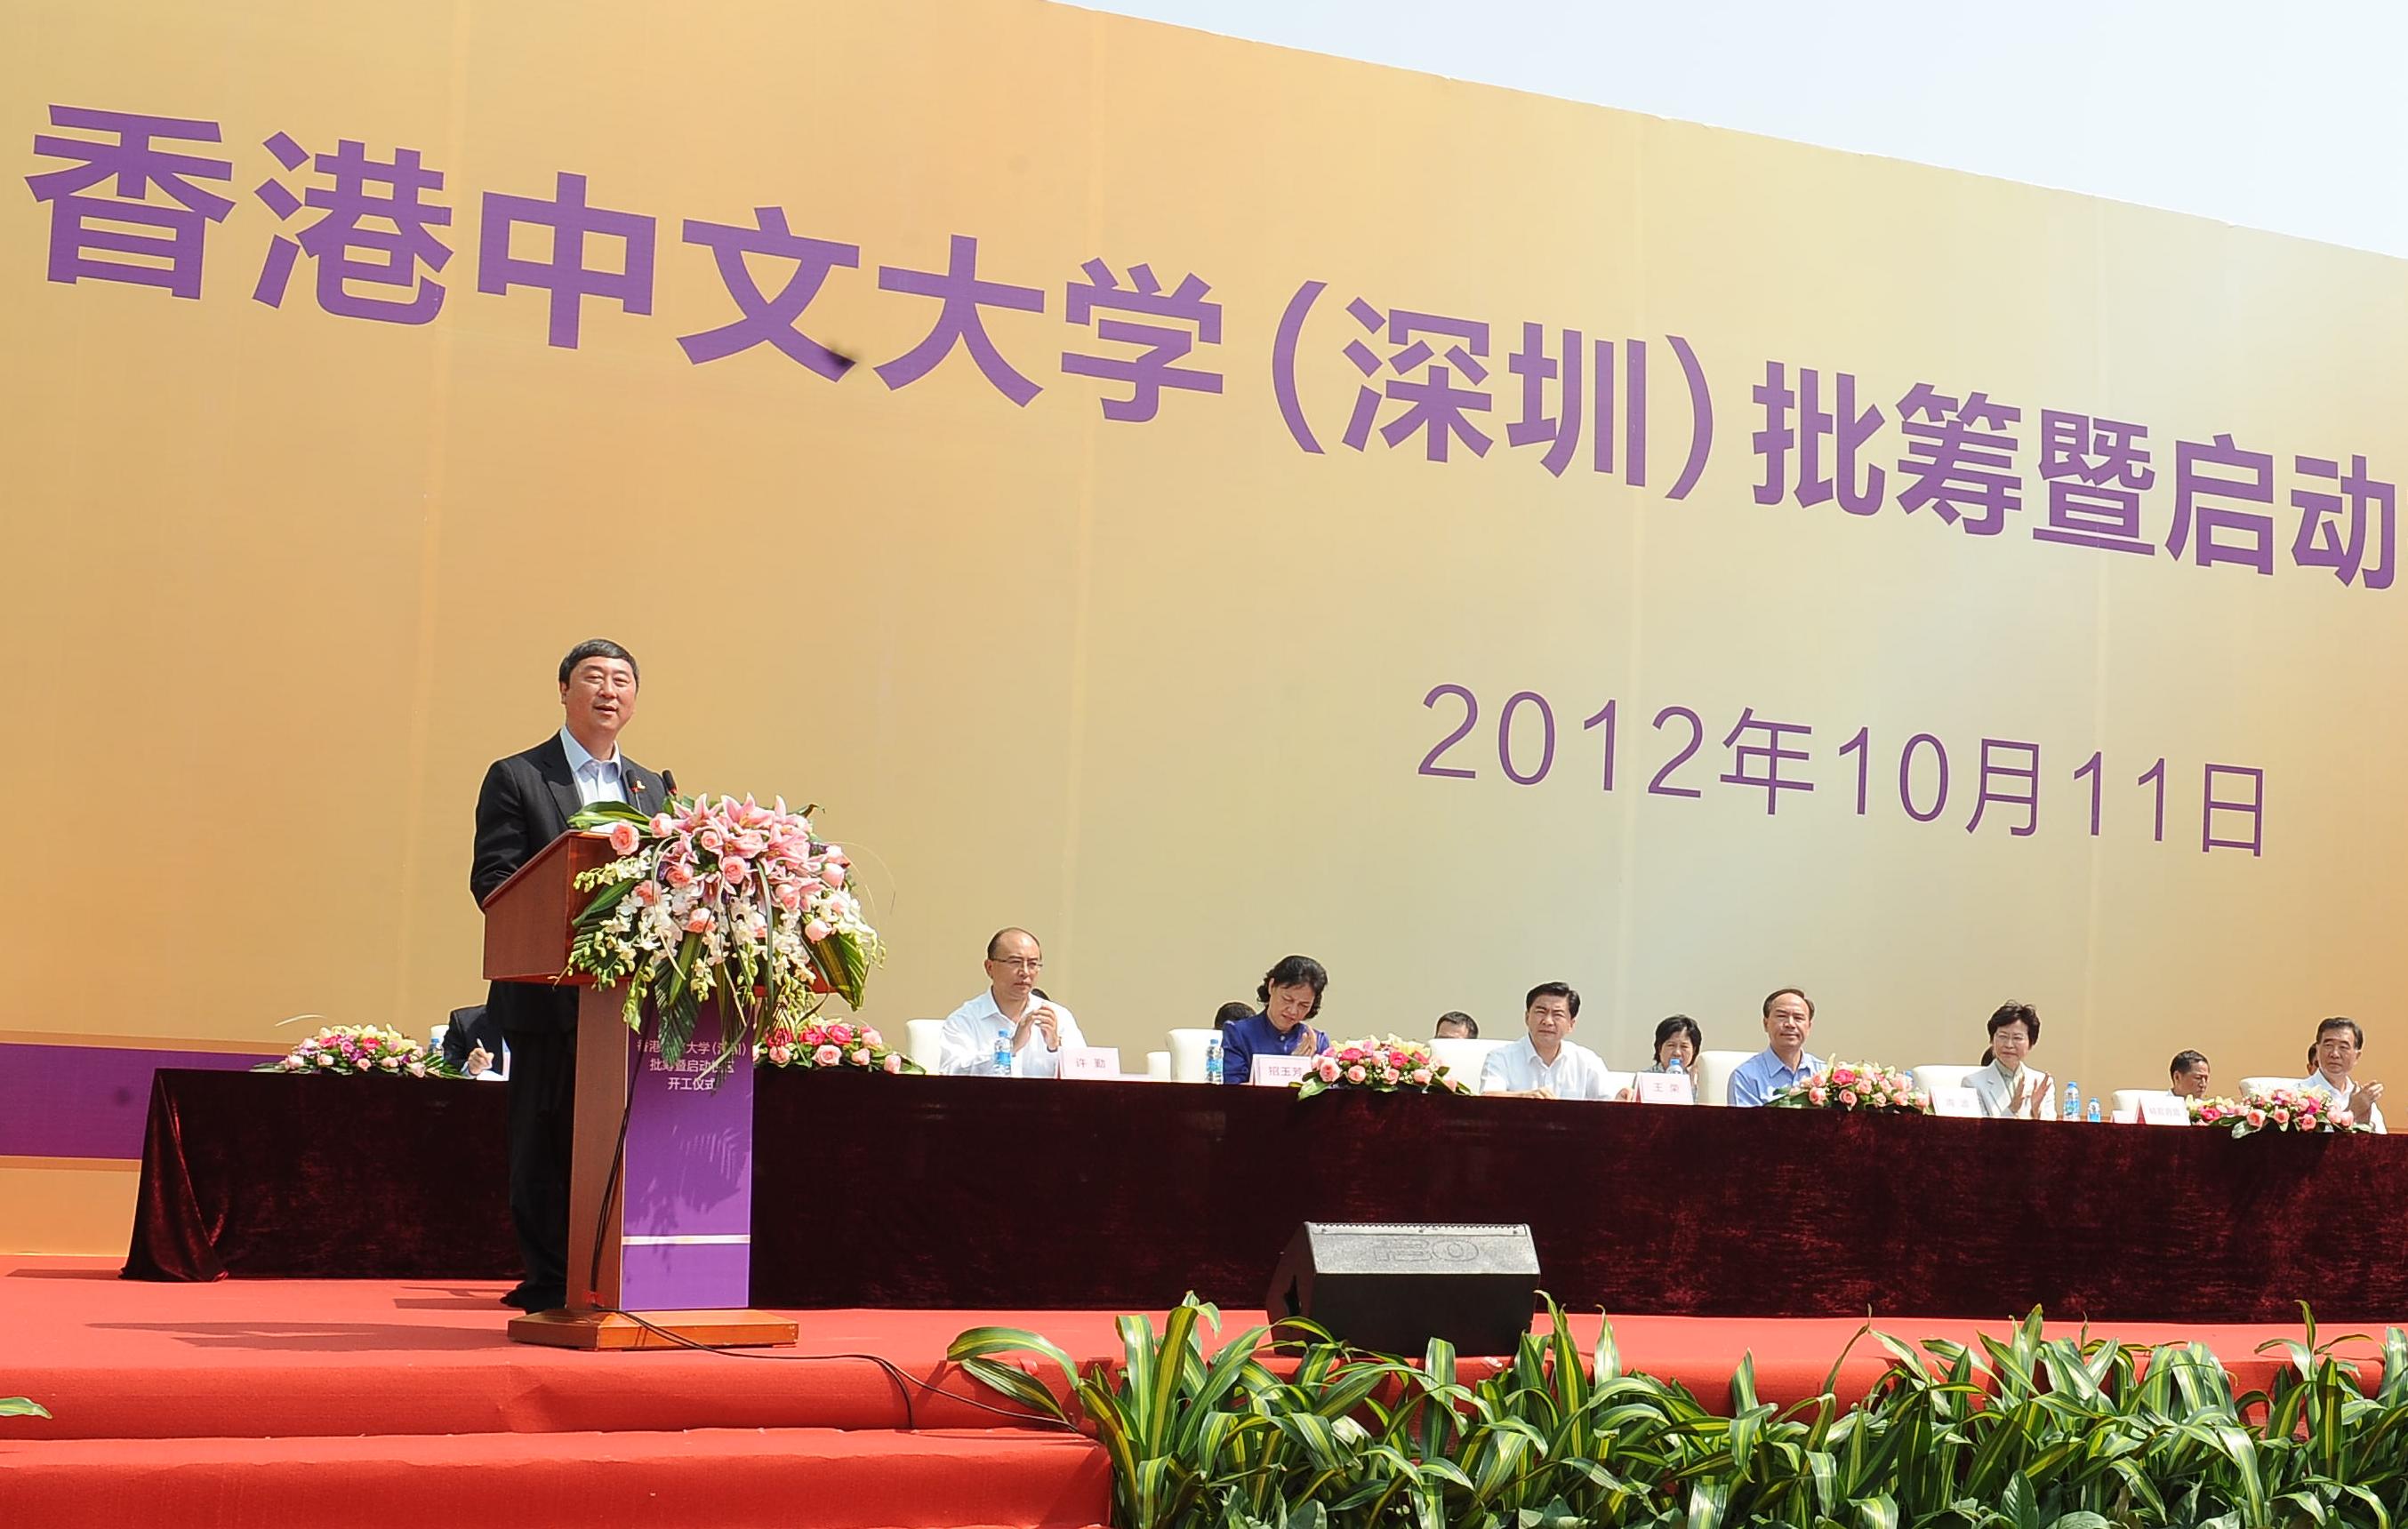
[470,638,670,1313]
[440,1004,506,1077]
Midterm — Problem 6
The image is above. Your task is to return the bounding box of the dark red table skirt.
[125,1068,2407,1322]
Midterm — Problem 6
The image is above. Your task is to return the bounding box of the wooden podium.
[480,831,797,1350]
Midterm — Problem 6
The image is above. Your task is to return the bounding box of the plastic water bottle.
[992,1028,1012,1077]
[2063,1081,2081,1121]
[2086,1098,2102,1124]
[1669,1057,1686,1076]
[1205,1041,1224,1085]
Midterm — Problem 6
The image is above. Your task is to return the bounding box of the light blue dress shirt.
[1727,1047,1826,1107]
[558,727,629,806]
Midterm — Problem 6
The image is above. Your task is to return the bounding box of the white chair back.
[1428,1037,1509,1093]
[1694,1049,1756,1106]
[1913,1064,1978,1096]
[1146,1049,1171,1080]
[1167,1028,1221,1083]
[904,1018,948,1072]
[2240,1076,2297,1098]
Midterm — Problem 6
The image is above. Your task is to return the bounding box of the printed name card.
[1930,1087,1982,1118]
[1058,1046,1121,1080]
[2139,1096,2193,1125]
[1633,1072,1695,1105]
[1250,1054,1314,1087]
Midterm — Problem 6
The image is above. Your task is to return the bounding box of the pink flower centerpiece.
[256,1024,438,1078]
[2221,1085,2364,1138]
[1295,1035,1470,1101]
[1770,1061,1930,1115]
[754,1017,922,1076]
[563,794,884,1068]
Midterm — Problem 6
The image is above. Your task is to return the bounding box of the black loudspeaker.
[1264,1221,1540,1357]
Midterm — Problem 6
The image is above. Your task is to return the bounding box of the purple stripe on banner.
[0,1044,273,1159]
[621,1239,751,1309]
[621,1003,756,1311]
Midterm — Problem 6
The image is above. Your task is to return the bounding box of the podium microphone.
[662,769,678,799]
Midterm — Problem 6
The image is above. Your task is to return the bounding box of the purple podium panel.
[621,1004,756,1310]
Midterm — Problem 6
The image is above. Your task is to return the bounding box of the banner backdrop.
[6,0,2404,1238]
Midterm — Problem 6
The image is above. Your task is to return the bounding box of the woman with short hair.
[1969,1001,2053,1120]
[1218,956,1330,1085]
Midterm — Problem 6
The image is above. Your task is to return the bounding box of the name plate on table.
[1930,1087,1981,1118]
[1058,1046,1121,1079]
[1633,1072,1695,1105]
[2140,1096,2193,1125]
[1251,1055,1314,1087]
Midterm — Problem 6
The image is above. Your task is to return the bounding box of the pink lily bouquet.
[563,795,883,1069]
[1770,1061,1931,1114]
[2222,1085,2364,1138]
[757,1015,923,1075]
[1296,1035,1472,1100]
[257,1024,446,1078]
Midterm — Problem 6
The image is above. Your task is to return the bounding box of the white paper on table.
[1250,1054,1313,1087]
[2139,1096,2192,1125]
[1633,1072,1696,1105]
[1057,1045,1121,1079]
[1930,1086,1981,1118]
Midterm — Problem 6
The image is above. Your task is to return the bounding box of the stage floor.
[4,1256,2391,1441]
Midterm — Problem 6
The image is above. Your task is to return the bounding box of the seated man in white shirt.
[2300,1016,2387,1133]
[1480,983,1616,1100]
[937,927,1086,1077]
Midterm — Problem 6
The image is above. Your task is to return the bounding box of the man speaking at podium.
[470,639,670,1313]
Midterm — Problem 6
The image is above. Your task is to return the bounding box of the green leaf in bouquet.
[567,801,654,829]
[806,927,872,1009]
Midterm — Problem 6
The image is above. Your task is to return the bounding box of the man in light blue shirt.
[1727,987,1824,1107]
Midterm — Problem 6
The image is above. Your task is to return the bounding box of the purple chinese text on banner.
[620,1004,756,1309]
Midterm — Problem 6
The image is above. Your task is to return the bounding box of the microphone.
[662,769,679,799]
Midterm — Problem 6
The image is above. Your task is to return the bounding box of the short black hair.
[1524,982,1579,1018]
[2170,1050,2209,1077]
[1653,1014,1702,1060]
[2317,1016,2365,1051]
[1214,1001,1254,1032]
[1987,1001,2040,1044]
[985,927,1039,960]
[1256,955,1328,1018]
[1762,987,1814,1019]
[558,638,639,686]
[1435,1011,1478,1038]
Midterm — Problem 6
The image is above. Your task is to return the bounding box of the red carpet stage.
[2,1255,2391,1527]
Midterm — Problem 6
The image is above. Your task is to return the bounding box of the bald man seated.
[937,927,1087,1077]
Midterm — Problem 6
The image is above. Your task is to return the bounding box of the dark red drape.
[127,1068,2402,1324]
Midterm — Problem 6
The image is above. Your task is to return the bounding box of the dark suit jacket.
[439,1004,506,1073]
[471,734,670,1036]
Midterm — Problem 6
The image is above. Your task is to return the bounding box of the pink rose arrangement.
[754,1017,922,1076]
[564,794,884,1068]
[1770,1061,1930,1115]
[1295,1035,1470,1101]
[2221,1085,2364,1138]
[2187,1095,2244,1127]
[258,1024,440,1079]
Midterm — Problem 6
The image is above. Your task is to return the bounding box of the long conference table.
[124,1068,2405,1323]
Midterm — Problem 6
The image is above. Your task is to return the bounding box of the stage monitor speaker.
[1265,1221,1539,1357]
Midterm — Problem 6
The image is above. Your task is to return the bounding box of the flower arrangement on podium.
[256,1024,452,1077]
[757,1015,922,1075]
[2220,1085,2364,1138]
[1768,1061,1930,1114]
[562,794,883,1069]
[1295,1036,1471,1100]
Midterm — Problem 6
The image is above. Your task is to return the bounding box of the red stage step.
[0,1426,1110,1529]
